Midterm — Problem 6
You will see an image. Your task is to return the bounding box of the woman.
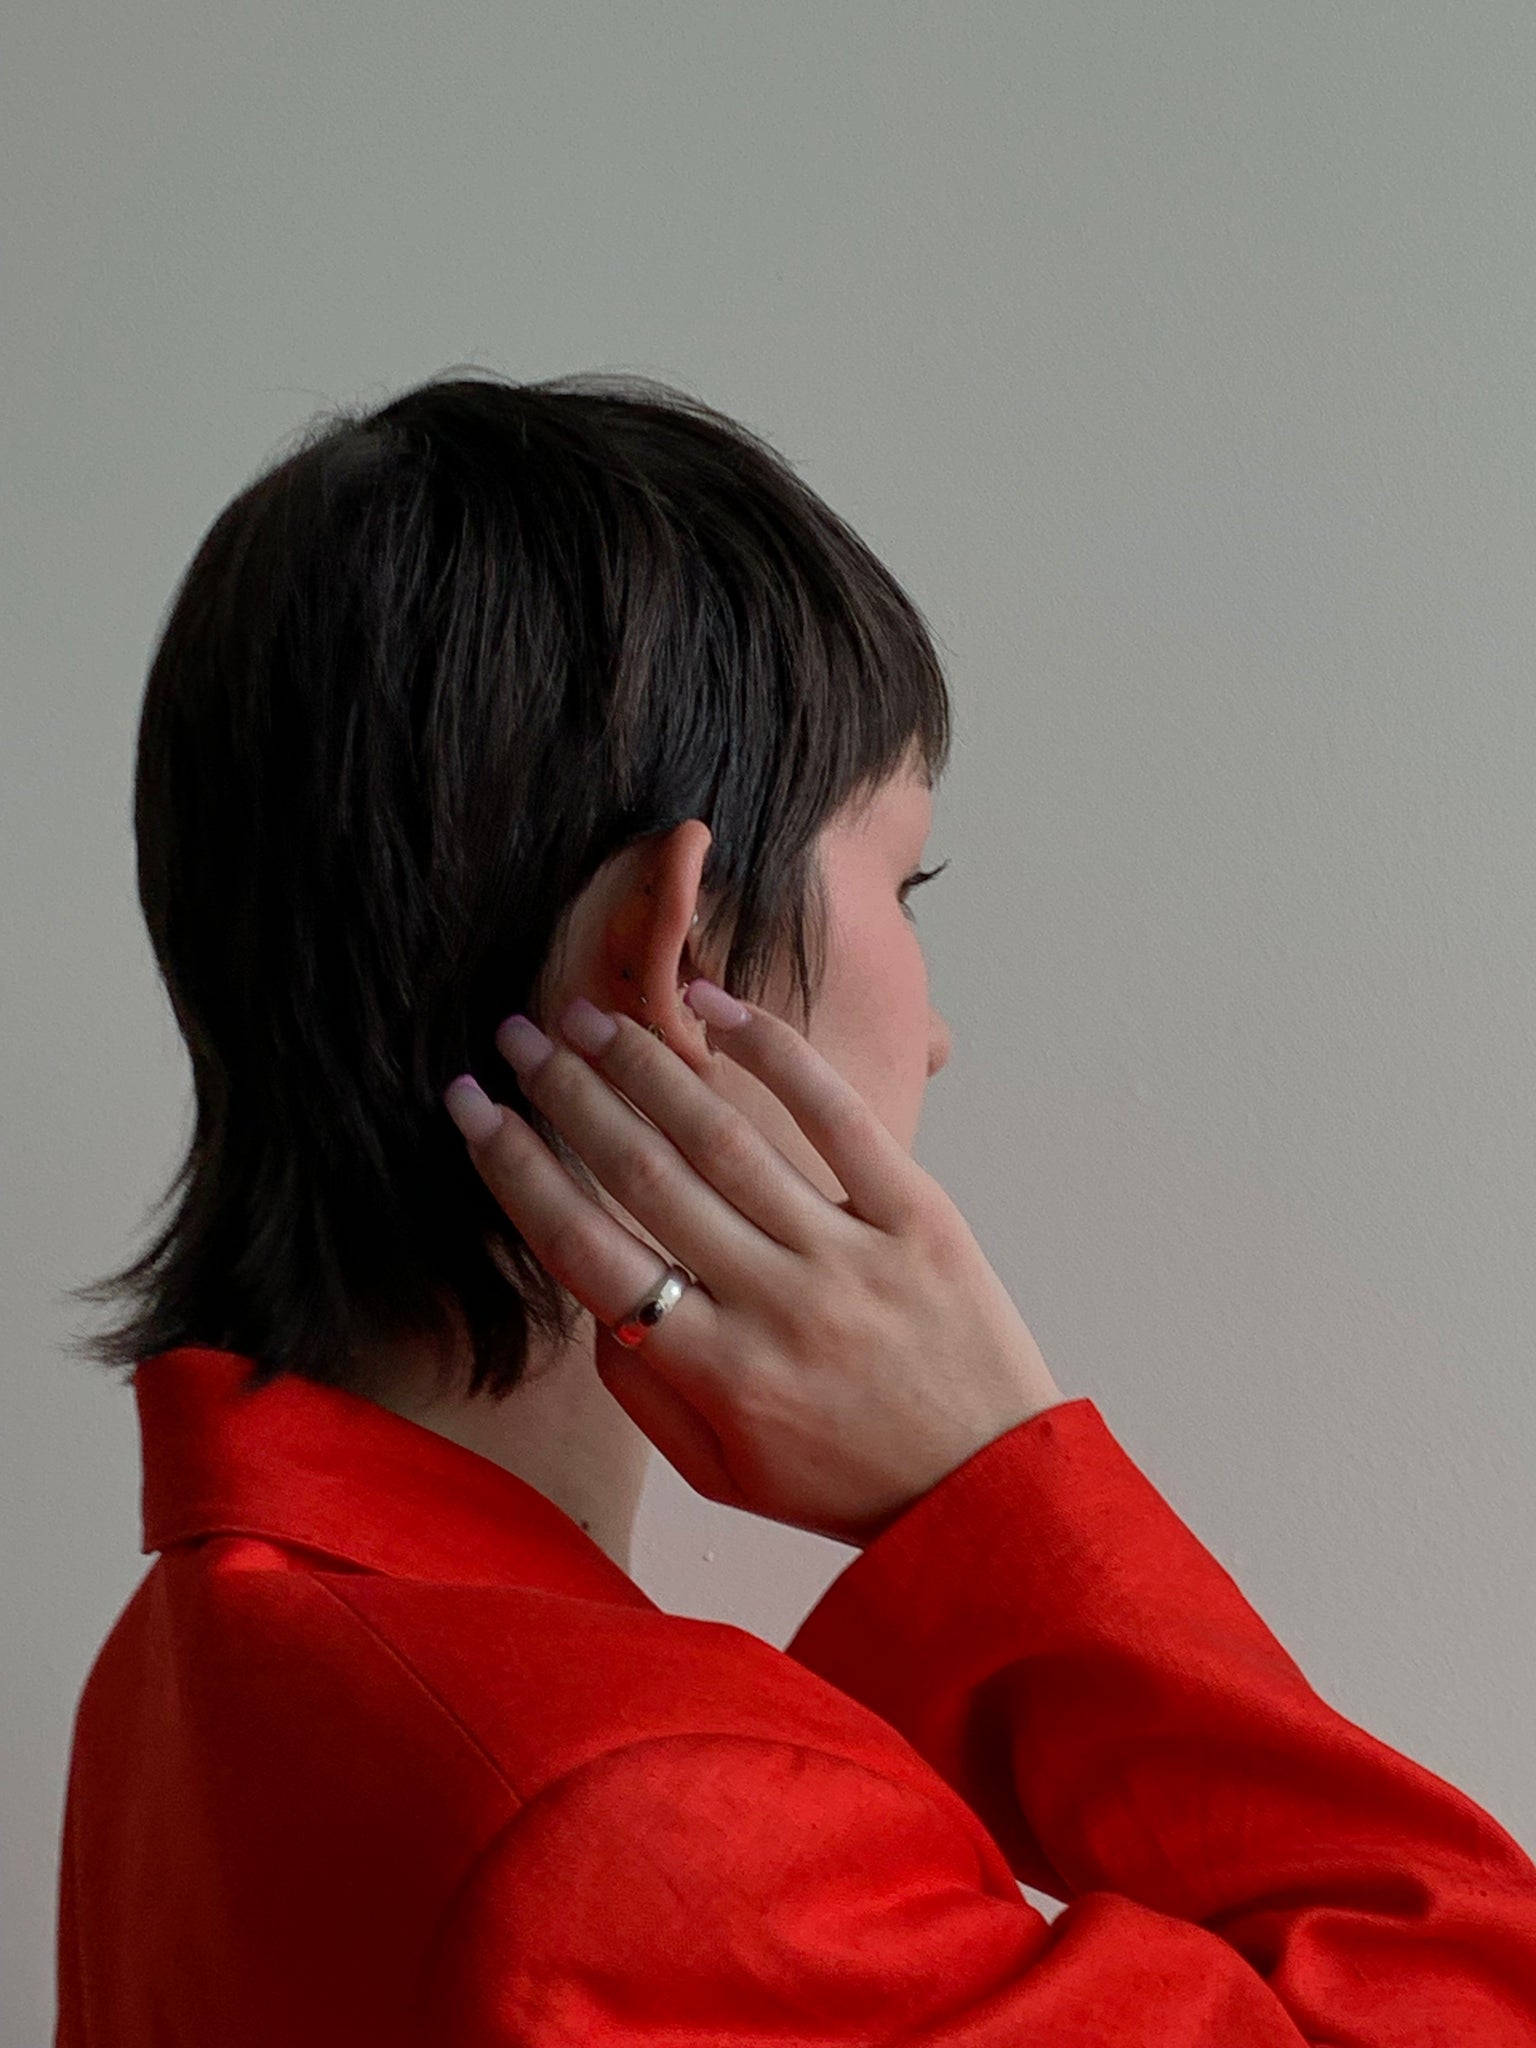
[58,371,1536,2044]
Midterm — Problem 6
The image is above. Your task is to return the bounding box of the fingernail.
[559,997,618,1055]
[495,1013,555,1077]
[683,978,750,1030]
[443,1075,506,1144]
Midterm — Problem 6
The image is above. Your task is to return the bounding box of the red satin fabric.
[56,1346,1536,2043]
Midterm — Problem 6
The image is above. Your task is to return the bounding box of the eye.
[898,859,950,922]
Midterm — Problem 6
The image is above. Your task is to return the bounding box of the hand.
[445,987,1065,1548]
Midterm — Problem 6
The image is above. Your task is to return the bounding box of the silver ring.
[610,1262,692,1349]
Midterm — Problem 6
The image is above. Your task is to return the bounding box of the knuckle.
[871,1177,926,1236]
[913,1193,975,1276]
[622,1140,673,1204]
[703,1110,760,1178]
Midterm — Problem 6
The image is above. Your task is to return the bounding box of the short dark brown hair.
[67,371,952,1400]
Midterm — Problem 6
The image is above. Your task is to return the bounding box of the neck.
[364,1315,652,1574]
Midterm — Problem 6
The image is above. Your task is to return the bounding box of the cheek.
[695,893,932,1199]
[846,903,929,1031]
[806,914,931,1141]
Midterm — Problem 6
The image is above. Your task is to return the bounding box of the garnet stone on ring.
[611,1263,693,1348]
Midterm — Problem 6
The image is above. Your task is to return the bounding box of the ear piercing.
[630,909,702,1037]
[637,983,692,1040]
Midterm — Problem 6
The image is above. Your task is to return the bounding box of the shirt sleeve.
[415,1398,1536,2045]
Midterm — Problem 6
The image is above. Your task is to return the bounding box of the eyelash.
[899,859,950,921]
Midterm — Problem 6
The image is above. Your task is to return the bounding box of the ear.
[606,820,718,1060]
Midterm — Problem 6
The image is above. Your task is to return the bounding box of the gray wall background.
[5,2,1535,2036]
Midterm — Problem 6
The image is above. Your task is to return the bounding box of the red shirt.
[57,1345,1536,2044]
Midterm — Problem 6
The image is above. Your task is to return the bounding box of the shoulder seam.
[412,1732,1027,2033]
[276,1580,1015,1903]
[298,1571,526,1803]
[431,1725,1007,1903]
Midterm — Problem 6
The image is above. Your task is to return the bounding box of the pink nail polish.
[496,1013,555,1076]
[683,978,750,1030]
[559,997,619,1055]
[443,1075,505,1145]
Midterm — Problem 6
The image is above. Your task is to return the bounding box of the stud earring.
[629,891,699,1032]
[635,977,695,1041]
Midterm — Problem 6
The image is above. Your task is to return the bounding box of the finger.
[547,1008,849,1259]
[543,993,929,1247]
[592,1324,748,1510]
[450,1088,723,1387]
[502,1026,807,1292]
[685,986,927,1236]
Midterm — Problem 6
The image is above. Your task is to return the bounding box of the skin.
[369,756,952,1571]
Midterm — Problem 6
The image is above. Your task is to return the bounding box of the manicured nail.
[683,978,750,1030]
[443,1075,506,1144]
[558,997,618,1055]
[495,1013,555,1077]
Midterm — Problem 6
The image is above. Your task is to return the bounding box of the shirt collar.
[134,1345,654,1606]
